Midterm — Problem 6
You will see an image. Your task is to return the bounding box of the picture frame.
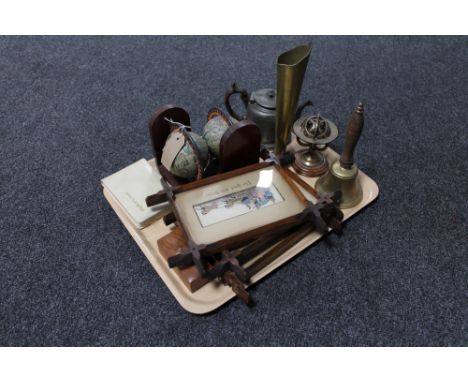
[166,161,309,254]
[147,158,344,289]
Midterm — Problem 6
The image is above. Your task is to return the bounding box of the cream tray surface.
[102,148,379,314]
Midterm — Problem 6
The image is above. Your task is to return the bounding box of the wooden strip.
[246,224,314,278]
[283,167,319,199]
[276,165,308,206]
[171,161,272,194]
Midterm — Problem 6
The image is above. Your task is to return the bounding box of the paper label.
[161,131,185,169]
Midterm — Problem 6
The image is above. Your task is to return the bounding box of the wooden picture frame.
[150,161,310,268]
[147,159,345,298]
[165,161,309,257]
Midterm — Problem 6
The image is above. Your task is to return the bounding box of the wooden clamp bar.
[246,224,314,279]
[221,271,251,306]
[146,177,213,277]
[145,189,168,207]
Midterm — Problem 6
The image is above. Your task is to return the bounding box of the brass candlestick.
[292,114,338,177]
[315,102,365,209]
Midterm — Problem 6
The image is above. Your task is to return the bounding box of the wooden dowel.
[283,167,319,199]
[246,224,313,278]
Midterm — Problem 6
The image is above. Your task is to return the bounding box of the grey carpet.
[0,36,466,346]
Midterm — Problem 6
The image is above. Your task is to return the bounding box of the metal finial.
[356,102,364,114]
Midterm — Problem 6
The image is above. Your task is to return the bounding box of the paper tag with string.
[161,130,185,169]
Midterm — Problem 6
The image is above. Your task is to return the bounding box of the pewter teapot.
[224,82,312,148]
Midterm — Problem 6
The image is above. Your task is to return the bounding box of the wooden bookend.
[218,120,261,173]
[148,104,191,186]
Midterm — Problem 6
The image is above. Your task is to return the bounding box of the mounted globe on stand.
[292,114,338,177]
[148,104,262,187]
[202,108,235,158]
[167,126,209,180]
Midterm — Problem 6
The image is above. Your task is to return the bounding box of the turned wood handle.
[340,102,364,169]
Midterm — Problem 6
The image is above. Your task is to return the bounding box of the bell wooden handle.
[340,102,364,169]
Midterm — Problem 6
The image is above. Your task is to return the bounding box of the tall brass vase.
[274,44,312,154]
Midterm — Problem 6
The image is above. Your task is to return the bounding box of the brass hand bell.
[315,102,365,209]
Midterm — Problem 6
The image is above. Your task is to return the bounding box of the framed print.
[170,162,308,248]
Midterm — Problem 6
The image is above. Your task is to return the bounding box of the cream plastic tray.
[102,148,379,314]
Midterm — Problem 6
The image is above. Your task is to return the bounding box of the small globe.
[202,115,236,157]
[169,131,209,180]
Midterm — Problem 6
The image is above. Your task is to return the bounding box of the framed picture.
[169,162,308,249]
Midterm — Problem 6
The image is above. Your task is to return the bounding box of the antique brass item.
[315,103,365,209]
[275,44,312,154]
[292,114,338,177]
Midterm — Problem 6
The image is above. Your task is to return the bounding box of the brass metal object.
[292,114,338,177]
[316,102,365,209]
[274,44,312,154]
[315,162,362,209]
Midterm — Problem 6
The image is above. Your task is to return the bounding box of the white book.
[101,159,169,229]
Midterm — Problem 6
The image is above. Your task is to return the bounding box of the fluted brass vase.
[274,44,312,154]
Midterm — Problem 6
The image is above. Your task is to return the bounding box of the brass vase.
[274,44,312,154]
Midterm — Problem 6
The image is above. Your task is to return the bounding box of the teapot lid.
[250,88,276,110]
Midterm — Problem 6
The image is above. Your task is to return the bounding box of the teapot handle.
[295,99,314,119]
[224,81,249,121]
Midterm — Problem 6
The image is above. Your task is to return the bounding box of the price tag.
[161,130,185,170]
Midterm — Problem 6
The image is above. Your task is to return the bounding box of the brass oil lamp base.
[292,114,338,177]
[293,145,329,177]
